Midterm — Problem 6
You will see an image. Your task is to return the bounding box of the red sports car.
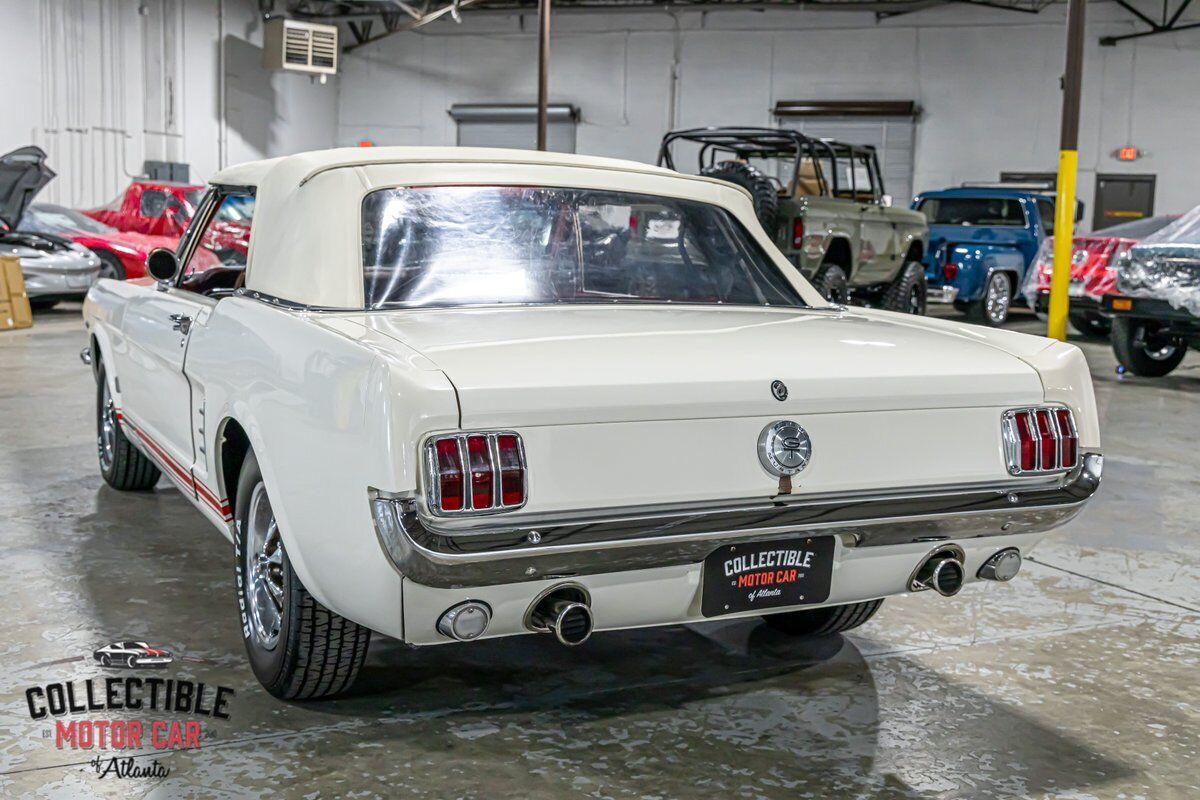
[83,179,206,239]
[19,202,176,280]
[1029,214,1179,336]
[82,179,251,264]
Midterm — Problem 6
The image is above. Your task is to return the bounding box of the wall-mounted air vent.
[263,19,338,76]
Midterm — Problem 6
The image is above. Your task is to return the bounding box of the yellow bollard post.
[1047,149,1078,342]
[1048,0,1086,341]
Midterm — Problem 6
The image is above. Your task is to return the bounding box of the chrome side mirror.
[146,248,179,290]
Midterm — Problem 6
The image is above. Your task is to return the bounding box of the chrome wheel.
[245,483,285,650]
[984,272,1011,324]
[98,381,116,472]
[1133,323,1179,361]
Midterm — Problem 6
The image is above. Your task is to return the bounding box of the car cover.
[0,146,55,230]
[1118,204,1200,316]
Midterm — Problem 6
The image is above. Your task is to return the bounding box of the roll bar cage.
[657,126,885,200]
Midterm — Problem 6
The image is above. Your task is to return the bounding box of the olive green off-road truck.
[658,127,930,313]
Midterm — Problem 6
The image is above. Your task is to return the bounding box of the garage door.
[780,118,916,205]
[449,104,579,153]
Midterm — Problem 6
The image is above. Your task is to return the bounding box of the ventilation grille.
[263,19,338,76]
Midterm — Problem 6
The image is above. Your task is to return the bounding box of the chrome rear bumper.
[372,453,1101,589]
[927,285,959,304]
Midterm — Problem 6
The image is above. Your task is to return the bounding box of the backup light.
[1002,407,1079,475]
[426,432,527,515]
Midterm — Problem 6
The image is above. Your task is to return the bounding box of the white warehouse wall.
[335,3,1200,223]
[0,0,339,209]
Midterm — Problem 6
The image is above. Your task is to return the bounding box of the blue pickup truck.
[912,187,1060,326]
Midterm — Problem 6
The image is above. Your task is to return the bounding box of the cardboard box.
[0,255,32,331]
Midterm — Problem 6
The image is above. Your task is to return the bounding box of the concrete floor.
[0,303,1197,799]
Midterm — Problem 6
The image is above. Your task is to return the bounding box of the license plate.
[1068,282,1085,297]
[701,536,835,617]
[67,274,93,288]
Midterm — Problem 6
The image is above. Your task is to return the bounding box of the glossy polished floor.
[0,304,1196,799]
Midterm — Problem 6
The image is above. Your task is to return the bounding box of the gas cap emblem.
[758,420,812,477]
[770,379,788,402]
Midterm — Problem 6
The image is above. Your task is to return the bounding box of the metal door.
[1093,174,1155,231]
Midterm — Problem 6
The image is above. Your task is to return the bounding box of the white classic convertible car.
[83,147,1102,699]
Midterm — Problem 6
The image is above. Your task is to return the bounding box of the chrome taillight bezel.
[423,431,528,517]
[1002,406,1079,475]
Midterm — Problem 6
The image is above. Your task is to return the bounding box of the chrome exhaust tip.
[978,548,1022,582]
[526,584,594,646]
[910,550,966,597]
[436,600,492,641]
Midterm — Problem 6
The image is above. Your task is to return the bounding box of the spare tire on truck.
[700,160,779,231]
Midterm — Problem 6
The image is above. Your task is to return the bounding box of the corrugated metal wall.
[32,0,184,208]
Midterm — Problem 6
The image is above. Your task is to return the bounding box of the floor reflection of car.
[92,641,174,669]
[0,146,100,307]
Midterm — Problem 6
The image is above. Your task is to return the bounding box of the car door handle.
[169,313,192,335]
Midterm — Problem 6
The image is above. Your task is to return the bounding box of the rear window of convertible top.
[359,185,806,310]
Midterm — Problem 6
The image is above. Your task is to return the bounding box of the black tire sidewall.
[235,451,294,693]
[1111,316,1187,377]
[885,262,927,315]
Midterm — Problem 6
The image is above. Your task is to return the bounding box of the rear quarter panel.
[184,299,460,638]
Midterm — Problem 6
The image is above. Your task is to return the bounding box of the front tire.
[96,364,160,491]
[882,262,927,315]
[763,599,884,636]
[967,271,1013,327]
[235,451,370,700]
[1111,317,1187,377]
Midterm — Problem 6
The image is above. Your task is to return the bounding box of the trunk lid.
[352,305,1044,428]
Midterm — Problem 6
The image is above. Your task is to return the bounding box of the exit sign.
[1114,146,1142,161]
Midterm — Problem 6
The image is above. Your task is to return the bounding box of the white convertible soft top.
[208,146,818,309]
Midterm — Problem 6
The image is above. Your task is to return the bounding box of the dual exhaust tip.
[437,584,595,646]
[440,549,1023,643]
[910,547,1022,597]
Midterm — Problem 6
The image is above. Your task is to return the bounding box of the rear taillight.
[942,247,958,280]
[433,438,465,511]
[792,218,805,249]
[426,432,526,514]
[1002,407,1080,475]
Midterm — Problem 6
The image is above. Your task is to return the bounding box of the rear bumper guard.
[371,453,1102,589]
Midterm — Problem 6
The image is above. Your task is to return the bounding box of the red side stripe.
[116,408,233,521]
